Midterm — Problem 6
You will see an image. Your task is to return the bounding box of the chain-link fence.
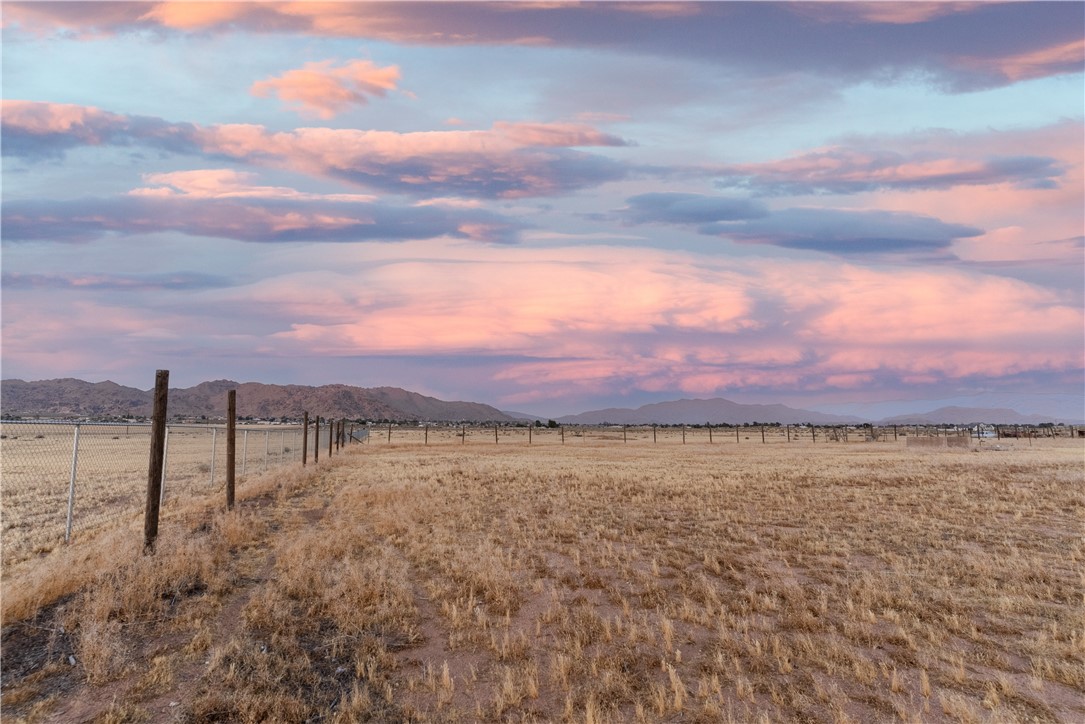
[0,420,347,568]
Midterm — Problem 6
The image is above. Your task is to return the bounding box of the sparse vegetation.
[2,438,1082,721]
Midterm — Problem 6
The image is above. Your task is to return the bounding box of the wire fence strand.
[0,421,336,569]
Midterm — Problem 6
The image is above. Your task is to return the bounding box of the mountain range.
[545,399,1072,426]
[0,378,1073,425]
[0,378,514,422]
[550,398,864,425]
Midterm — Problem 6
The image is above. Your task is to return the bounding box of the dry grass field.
[2,437,1082,722]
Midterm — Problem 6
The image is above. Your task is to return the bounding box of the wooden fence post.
[314,417,320,463]
[561,426,565,444]
[761,426,766,444]
[653,425,657,444]
[623,425,627,443]
[329,420,334,457]
[302,412,309,465]
[528,425,532,445]
[425,424,429,445]
[708,423,713,444]
[495,424,499,444]
[786,425,790,442]
[462,424,466,444]
[682,426,686,444]
[226,390,236,511]
[144,369,169,553]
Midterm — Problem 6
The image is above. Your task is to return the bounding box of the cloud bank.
[2,101,629,198]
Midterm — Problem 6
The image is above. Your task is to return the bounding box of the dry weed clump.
[2,438,1082,722]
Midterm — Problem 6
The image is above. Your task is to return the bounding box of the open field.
[2,438,1082,722]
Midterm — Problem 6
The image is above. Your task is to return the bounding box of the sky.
[2,1,1083,420]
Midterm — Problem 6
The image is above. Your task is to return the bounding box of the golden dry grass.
[2,436,1082,722]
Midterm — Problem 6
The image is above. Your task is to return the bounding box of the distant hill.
[556,398,863,425]
[876,406,1066,426]
[0,378,514,423]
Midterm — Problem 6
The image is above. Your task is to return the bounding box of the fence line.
[0,418,357,568]
[2,415,1073,568]
[365,422,1078,446]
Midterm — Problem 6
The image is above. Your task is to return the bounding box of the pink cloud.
[492,121,630,148]
[214,245,1083,395]
[138,2,252,30]
[251,60,401,119]
[795,2,986,25]
[714,139,1066,195]
[129,168,376,202]
[3,101,629,198]
[959,38,1085,84]
[6,2,1079,92]
[5,240,1080,400]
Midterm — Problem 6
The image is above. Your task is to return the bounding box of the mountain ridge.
[555,397,865,425]
[1,379,1073,425]
[0,378,514,423]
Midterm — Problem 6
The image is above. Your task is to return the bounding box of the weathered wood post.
[329,420,333,457]
[893,425,898,441]
[786,425,790,442]
[561,426,565,444]
[708,423,713,444]
[653,425,657,444]
[528,425,532,445]
[737,427,741,443]
[495,424,499,444]
[226,390,236,511]
[623,425,627,443]
[388,422,392,443]
[761,426,766,444]
[682,426,686,444]
[314,417,320,463]
[811,426,815,442]
[302,412,309,466]
[425,424,429,445]
[144,370,169,553]
[462,424,466,444]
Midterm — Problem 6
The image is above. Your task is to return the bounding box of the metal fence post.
[210,427,217,486]
[64,424,82,543]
